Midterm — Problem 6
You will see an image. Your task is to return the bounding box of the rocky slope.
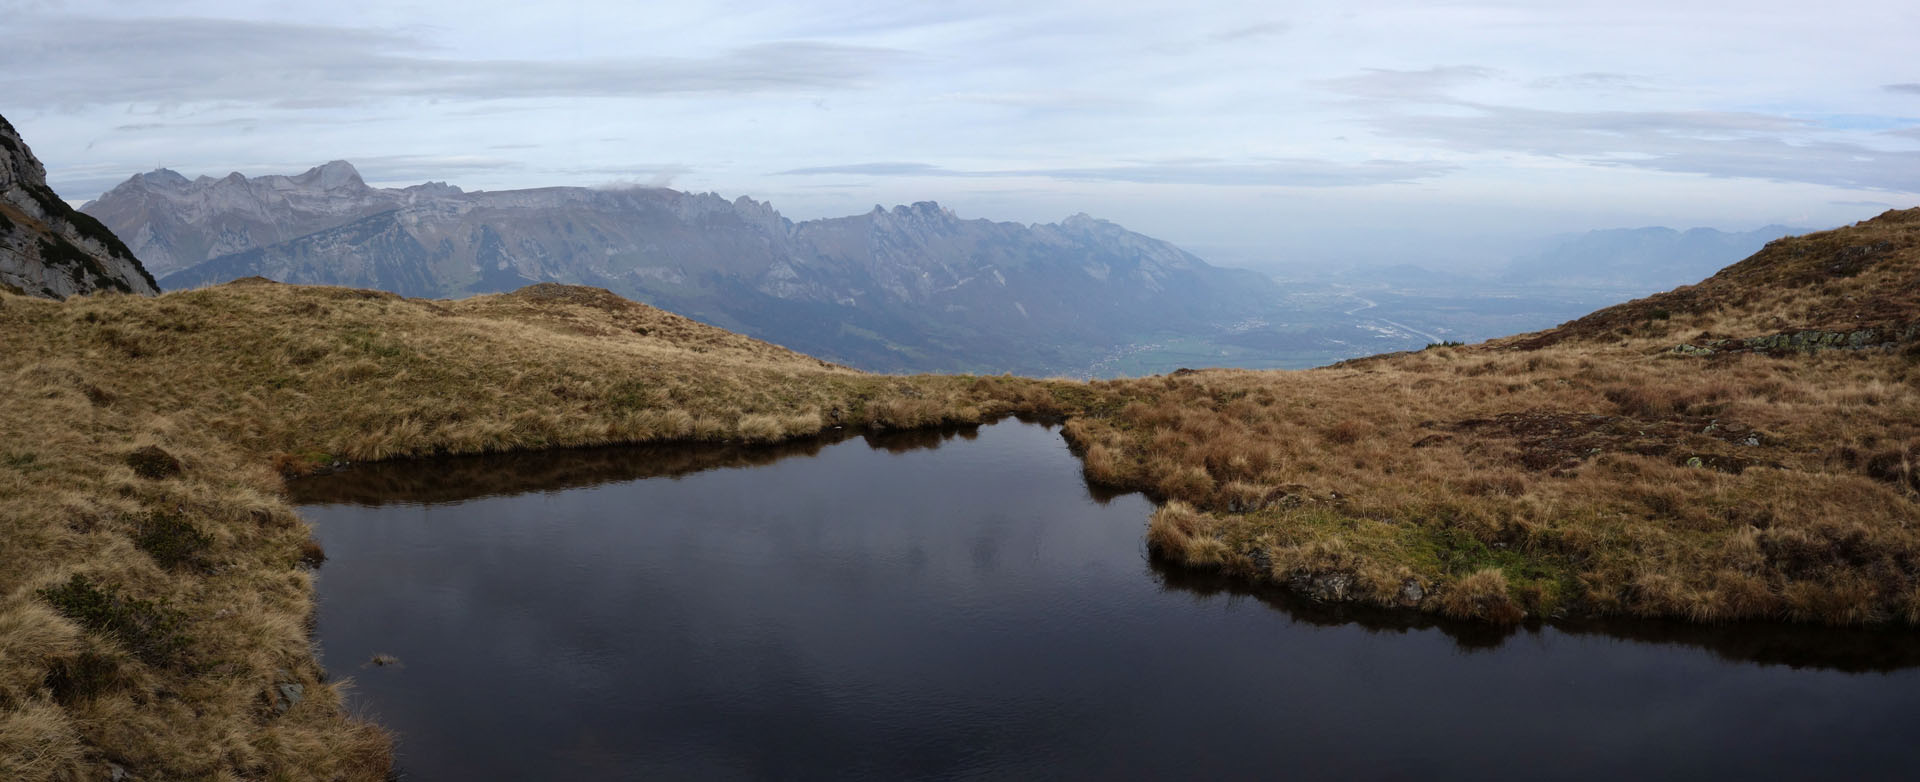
[81,161,458,277]
[88,164,1287,374]
[0,115,156,298]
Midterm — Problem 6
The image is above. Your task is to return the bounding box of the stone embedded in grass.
[125,445,181,479]
[275,682,305,714]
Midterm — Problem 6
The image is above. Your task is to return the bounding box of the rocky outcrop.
[1671,322,1920,356]
[91,163,1290,374]
[81,160,447,276]
[0,114,157,298]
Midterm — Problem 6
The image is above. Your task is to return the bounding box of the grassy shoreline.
[1067,210,1920,626]
[0,281,1066,780]
[3,209,1917,780]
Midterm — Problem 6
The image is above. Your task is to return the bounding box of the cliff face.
[81,161,441,276]
[0,115,157,298]
[92,163,1290,374]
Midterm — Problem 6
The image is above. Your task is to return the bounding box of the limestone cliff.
[0,114,157,298]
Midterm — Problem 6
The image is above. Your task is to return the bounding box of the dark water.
[293,420,1920,781]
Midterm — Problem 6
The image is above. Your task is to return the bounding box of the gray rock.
[275,682,304,714]
[0,114,157,298]
[1291,572,1353,602]
[1398,579,1426,606]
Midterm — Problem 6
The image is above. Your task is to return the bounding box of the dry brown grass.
[4,208,1919,778]
[1065,208,1920,629]
[0,280,1067,781]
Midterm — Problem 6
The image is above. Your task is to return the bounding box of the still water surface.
[294,420,1920,780]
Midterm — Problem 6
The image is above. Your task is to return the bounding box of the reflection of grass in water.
[1149,551,1920,673]
[291,422,990,507]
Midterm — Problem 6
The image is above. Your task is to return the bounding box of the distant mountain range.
[85,162,1291,374]
[0,113,155,298]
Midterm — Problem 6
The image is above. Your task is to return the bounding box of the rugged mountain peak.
[404,181,464,197]
[0,113,158,298]
[0,115,44,183]
[292,160,366,191]
[82,160,414,275]
[97,158,1289,373]
[872,200,957,228]
[1057,212,1115,233]
[136,168,192,190]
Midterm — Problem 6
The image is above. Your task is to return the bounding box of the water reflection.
[1151,559,1920,672]
[295,419,1920,780]
[291,424,986,507]
[296,420,1920,674]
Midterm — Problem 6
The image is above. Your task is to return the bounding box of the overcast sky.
[3,0,1917,269]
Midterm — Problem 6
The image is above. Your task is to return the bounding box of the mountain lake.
[291,419,1920,780]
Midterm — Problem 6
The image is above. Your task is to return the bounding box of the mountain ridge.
[90,162,1290,374]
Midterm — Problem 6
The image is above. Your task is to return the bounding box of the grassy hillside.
[0,280,1062,780]
[1,210,1916,780]
[1070,209,1920,624]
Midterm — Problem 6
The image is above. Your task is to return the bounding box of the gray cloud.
[1361,102,1917,191]
[776,159,1453,187]
[781,162,952,177]
[352,154,522,176]
[1885,84,1920,95]
[1530,72,1656,91]
[114,118,258,133]
[1210,22,1290,42]
[1315,66,1497,102]
[0,16,901,110]
[592,165,696,189]
[1151,20,1289,56]
[1312,67,1919,193]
